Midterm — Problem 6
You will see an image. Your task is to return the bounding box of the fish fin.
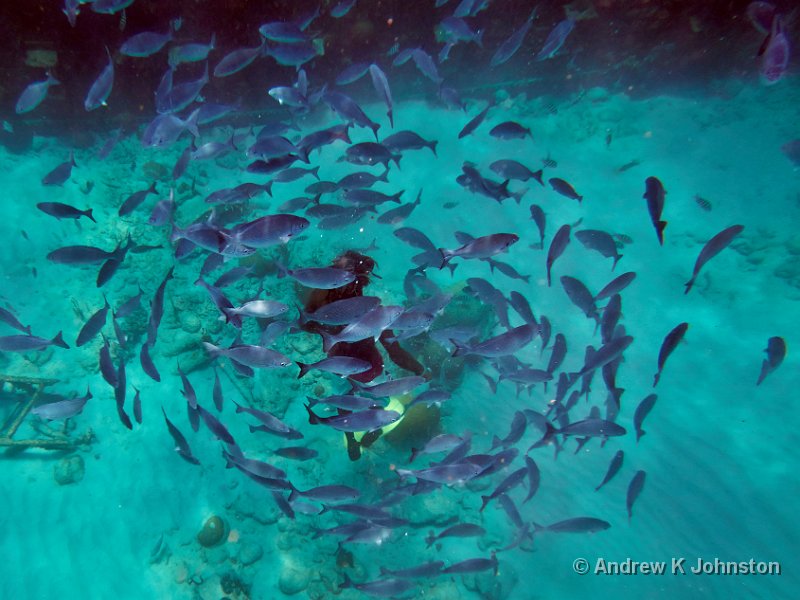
[683,276,695,295]
[657,220,667,245]
[297,362,311,379]
[304,403,321,425]
[479,495,490,512]
[85,209,96,223]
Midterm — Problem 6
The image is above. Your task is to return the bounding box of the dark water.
[0,2,797,599]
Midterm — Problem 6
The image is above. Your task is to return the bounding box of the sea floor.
[0,76,798,600]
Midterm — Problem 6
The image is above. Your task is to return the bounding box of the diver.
[300,250,427,460]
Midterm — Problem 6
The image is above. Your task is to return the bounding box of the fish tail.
[338,573,353,590]
[391,153,402,169]
[304,403,321,425]
[428,141,438,157]
[612,255,621,270]
[450,338,467,358]
[392,190,404,203]
[683,277,694,294]
[85,208,96,223]
[636,430,646,442]
[438,248,451,270]
[297,362,311,379]
[370,123,380,141]
[653,371,660,387]
[424,534,435,548]
[657,220,667,245]
[52,330,69,349]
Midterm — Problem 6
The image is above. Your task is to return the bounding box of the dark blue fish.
[197,404,235,445]
[0,306,31,335]
[558,418,626,437]
[575,229,622,269]
[339,574,414,597]
[577,336,633,376]
[84,48,114,111]
[560,276,599,321]
[546,224,570,286]
[756,336,787,386]
[76,296,110,347]
[323,91,380,139]
[643,176,667,245]
[213,43,264,77]
[36,202,94,222]
[132,386,142,424]
[549,177,582,202]
[335,62,371,85]
[627,470,646,520]
[162,407,200,465]
[277,264,355,289]
[442,553,498,575]
[42,152,76,186]
[537,18,575,60]
[169,33,216,66]
[305,405,401,432]
[458,102,492,139]
[0,331,68,352]
[684,225,744,294]
[634,394,657,441]
[16,72,60,114]
[382,131,437,155]
[368,64,394,127]
[274,446,318,461]
[490,121,532,140]
[491,8,536,66]
[146,266,174,346]
[32,387,92,420]
[379,561,444,579]
[595,450,624,491]
[425,523,485,547]
[491,159,543,184]
[140,342,161,382]
[331,0,357,18]
[529,204,546,248]
[534,517,610,534]
[118,182,157,216]
[452,324,535,359]
[120,30,173,57]
[523,456,540,502]
[595,272,636,301]
[653,322,688,386]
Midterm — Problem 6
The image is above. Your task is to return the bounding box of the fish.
[118,182,157,216]
[781,139,800,166]
[694,195,712,211]
[410,48,442,84]
[557,417,626,437]
[339,575,415,598]
[491,8,536,66]
[120,30,173,57]
[491,159,543,185]
[379,561,444,579]
[91,0,133,14]
[643,176,667,245]
[274,446,318,461]
[546,224,571,286]
[396,461,484,485]
[633,394,657,441]
[595,450,624,491]
[140,342,161,382]
[458,102,492,139]
[439,233,519,268]
[76,296,110,347]
[549,177,582,202]
[305,404,401,433]
[213,43,264,77]
[234,401,302,439]
[32,387,92,420]
[224,300,288,319]
[382,131,437,155]
[202,342,292,369]
[343,142,399,168]
[0,307,32,335]
[480,467,527,512]
[368,64,394,127]
[231,215,310,248]
[425,523,485,547]
[323,91,380,139]
[489,121,532,140]
[595,272,636,301]
[162,407,200,465]
[320,306,404,353]
[441,554,498,575]
[277,264,356,289]
[452,323,536,359]
[627,470,646,520]
[36,202,95,222]
[761,15,789,85]
[296,356,372,378]
[157,62,210,114]
[756,336,787,386]
[575,229,622,269]
[15,72,60,114]
[332,0,357,18]
[577,336,633,377]
[169,33,216,66]
[146,267,174,346]
[537,18,575,60]
[197,404,235,445]
[84,48,114,111]
[560,277,599,321]
[684,225,744,294]
[534,517,610,534]
[141,109,200,148]
[42,152,77,186]
[0,331,68,352]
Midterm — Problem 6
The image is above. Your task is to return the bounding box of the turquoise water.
[1,4,798,600]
